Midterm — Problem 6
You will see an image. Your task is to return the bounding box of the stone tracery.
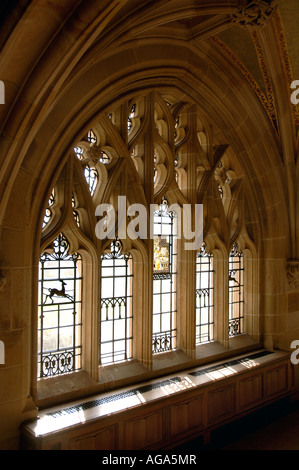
[1,0,297,448]
[38,89,256,380]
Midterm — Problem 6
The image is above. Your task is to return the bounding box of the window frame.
[37,233,83,379]
[152,199,177,355]
[195,247,214,345]
[99,239,134,366]
[33,95,259,406]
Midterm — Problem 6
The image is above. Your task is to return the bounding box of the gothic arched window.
[196,246,214,345]
[38,233,82,378]
[152,199,177,354]
[35,91,257,403]
[100,239,133,365]
[228,244,244,336]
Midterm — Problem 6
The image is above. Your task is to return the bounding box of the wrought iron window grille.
[38,233,82,378]
[152,331,174,354]
[152,198,177,353]
[228,243,244,336]
[196,247,214,345]
[100,239,133,365]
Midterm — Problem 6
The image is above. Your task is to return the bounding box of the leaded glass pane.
[100,239,133,365]
[196,246,214,345]
[152,199,177,354]
[229,244,244,336]
[38,233,82,378]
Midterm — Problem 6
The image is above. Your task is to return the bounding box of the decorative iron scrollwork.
[40,233,80,263]
[101,238,132,261]
[152,332,173,354]
[101,297,126,320]
[196,288,210,307]
[41,350,75,377]
[229,318,241,336]
[153,272,171,280]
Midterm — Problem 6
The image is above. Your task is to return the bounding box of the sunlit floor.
[176,398,299,451]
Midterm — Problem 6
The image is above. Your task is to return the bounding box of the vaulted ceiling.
[0,0,298,261]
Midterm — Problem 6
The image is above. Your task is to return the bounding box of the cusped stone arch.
[0,27,290,410]
[1,1,298,447]
[34,221,100,401]
[0,16,288,259]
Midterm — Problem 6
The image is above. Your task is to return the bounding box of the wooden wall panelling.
[238,372,263,410]
[20,352,295,450]
[68,424,118,450]
[123,409,164,450]
[207,382,236,424]
[169,393,204,438]
[265,363,289,398]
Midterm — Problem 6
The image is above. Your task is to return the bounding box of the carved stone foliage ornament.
[86,144,102,165]
[232,0,275,30]
[287,260,299,289]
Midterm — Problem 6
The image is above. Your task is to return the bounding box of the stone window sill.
[36,335,261,408]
